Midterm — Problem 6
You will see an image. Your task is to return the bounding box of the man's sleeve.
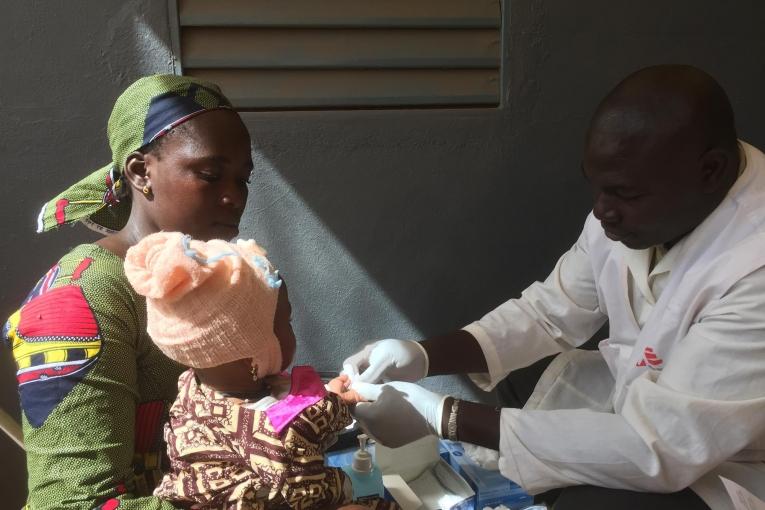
[495,265,765,494]
[466,214,608,390]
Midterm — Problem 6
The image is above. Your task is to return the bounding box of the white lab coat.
[464,141,765,510]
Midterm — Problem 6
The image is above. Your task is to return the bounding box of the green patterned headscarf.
[37,74,233,234]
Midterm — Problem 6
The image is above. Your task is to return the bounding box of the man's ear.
[123,151,150,194]
[699,148,731,193]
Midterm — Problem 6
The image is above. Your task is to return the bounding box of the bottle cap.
[352,433,373,473]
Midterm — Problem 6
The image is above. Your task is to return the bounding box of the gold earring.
[142,184,151,196]
[250,364,259,382]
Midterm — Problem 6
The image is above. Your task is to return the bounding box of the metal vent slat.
[176,0,501,109]
[182,27,500,69]
[187,68,499,109]
[179,0,500,28]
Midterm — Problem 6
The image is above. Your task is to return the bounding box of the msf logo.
[636,347,663,369]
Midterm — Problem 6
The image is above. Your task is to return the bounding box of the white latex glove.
[342,339,429,383]
[352,381,449,447]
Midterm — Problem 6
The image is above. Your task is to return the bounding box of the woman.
[4,75,253,509]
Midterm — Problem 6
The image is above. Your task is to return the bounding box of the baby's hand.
[327,374,366,404]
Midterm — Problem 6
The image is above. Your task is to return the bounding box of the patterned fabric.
[37,75,232,235]
[157,370,395,510]
[6,283,101,427]
[3,244,184,509]
[265,366,326,434]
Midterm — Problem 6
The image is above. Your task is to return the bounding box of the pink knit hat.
[124,232,283,373]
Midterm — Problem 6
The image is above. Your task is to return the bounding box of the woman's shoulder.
[57,243,127,280]
[3,245,141,429]
[39,243,135,300]
[6,243,140,343]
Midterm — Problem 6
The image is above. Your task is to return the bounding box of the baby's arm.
[280,395,356,509]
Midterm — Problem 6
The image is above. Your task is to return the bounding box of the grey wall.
[1,1,764,506]
[240,0,765,399]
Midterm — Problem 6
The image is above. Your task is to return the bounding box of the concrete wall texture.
[1,1,764,506]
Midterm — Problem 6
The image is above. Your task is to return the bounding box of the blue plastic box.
[330,439,476,510]
[440,440,533,510]
[326,445,366,469]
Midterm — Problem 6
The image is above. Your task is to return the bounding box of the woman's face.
[140,109,253,241]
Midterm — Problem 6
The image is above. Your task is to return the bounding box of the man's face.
[582,131,711,250]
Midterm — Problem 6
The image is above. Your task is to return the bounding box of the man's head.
[582,65,739,250]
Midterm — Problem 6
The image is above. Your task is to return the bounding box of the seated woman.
[124,232,380,510]
[4,75,260,509]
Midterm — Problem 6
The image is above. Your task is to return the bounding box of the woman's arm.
[5,248,179,509]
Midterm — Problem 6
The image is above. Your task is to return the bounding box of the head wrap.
[37,74,233,234]
[124,232,284,373]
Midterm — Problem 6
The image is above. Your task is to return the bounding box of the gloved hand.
[352,381,449,447]
[342,339,429,383]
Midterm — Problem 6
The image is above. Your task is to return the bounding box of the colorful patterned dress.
[4,244,184,509]
[155,370,393,510]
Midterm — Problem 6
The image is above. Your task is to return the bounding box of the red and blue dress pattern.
[3,259,101,427]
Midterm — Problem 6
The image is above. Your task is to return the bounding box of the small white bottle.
[342,433,384,499]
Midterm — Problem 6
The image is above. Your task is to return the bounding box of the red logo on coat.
[636,347,663,369]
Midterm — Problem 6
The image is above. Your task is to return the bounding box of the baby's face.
[274,284,296,370]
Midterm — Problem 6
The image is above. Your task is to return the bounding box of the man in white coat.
[344,65,765,510]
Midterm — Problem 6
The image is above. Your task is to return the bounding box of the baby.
[124,233,377,510]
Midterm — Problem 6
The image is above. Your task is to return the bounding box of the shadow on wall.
[238,108,594,402]
[236,0,765,401]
